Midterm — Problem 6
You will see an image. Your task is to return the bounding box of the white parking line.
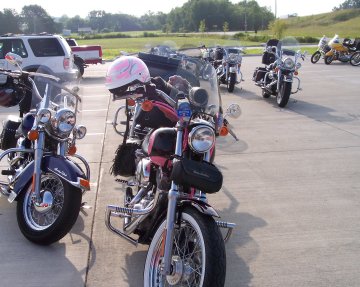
[82,109,108,112]
[86,133,104,136]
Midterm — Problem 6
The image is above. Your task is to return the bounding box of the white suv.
[0,34,77,81]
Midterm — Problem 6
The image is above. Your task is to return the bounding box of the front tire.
[16,173,82,245]
[350,52,360,66]
[227,73,236,92]
[144,208,226,287]
[277,81,292,108]
[310,51,321,64]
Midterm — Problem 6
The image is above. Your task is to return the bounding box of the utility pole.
[275,0,277,18]
[244,0,247,32]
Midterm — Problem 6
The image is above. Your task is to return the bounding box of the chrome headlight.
[283,57,295,70]
[229,53,237,62]
[37,108,51,124]
[51,108,76,137]
[188,126,215,153]
[296,62,302,69]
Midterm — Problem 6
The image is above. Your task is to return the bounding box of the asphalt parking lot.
[0,56,359,287]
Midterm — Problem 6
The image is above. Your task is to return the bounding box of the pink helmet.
[105,56,151,92]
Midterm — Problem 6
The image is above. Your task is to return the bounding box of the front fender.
[179,198,220,218]
[12,155,87,198]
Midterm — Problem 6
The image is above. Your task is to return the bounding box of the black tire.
[324,55,333,65]
[310,51,321,64]
[227,73,236,92]
[277,81,292,108]
[74,61,84,78]
[144,207,226,287]
[350,52,360,66]
[262,89,271,98]
[16,173,82,245]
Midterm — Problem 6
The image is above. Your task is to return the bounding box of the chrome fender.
[179,198,220,218]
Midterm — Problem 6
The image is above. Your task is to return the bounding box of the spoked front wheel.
[310,51,321,64]
[16,173,82,245]
[144,208,226,287]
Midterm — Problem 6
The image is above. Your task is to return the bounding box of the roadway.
[0,56,359,287]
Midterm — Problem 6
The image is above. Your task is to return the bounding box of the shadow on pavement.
[219,186,267,287]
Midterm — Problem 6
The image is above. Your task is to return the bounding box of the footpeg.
[216,221,236,243]
[1,170,16,176]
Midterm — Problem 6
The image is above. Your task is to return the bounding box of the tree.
[21,5,58,33]
[334,0,360,10]
[223,21,229,33]
[269,19,287,39]
[0,9,21,34]
[199,19,206,33]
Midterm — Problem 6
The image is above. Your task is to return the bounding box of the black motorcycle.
[253,39,306,108]
[0,53,90,245]
[215,47,244,93]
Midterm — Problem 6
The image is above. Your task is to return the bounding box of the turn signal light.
[68,145,77,156]
[294,71,299,76]
[127,98,136,106]
[219,126,229,136]
[274,67,279,73]
[80,178,90,190]
[28,130,39,141]
[141,100,153,112]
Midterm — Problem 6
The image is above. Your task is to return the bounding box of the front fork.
[32,131,45,203]
[32,131,67,204]
[162,125,183,275]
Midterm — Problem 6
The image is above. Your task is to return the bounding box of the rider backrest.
[262,39,280,65]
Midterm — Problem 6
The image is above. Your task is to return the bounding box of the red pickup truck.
[66,38,103,77]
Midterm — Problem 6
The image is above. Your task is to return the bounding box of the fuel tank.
[148,127,176,167]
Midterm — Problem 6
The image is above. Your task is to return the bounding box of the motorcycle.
[216,47,244,92]
[324,34,360,65]
[105,54,240,286]
[0,53,90,245]
[253,39,306,108]
[310,35,331,64]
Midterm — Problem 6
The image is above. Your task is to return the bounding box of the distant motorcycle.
[216,47,244,92]
[311,35,331,64]
[324,34,360,65]
[253,39,306,108]
[0,53,90,245]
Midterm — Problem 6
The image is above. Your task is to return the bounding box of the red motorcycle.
[104,55,240,286]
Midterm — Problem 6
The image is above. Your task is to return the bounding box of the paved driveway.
[0,57,359,287]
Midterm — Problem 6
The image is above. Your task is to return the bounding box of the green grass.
[77,36,261,60]
[73,9,360,60]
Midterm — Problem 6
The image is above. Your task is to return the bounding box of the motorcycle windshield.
[139,44,222,116]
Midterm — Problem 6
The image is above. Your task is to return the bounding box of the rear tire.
[262,89,271,98]
[144,207,226,287]
[310,51,321,64]
[16,173,82,245]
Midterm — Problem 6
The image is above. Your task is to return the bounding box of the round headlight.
[37,108,51,124]
[229,53,237,62]
[296,62,302,69]
[283,57,295,70]
[188,126,215,153]
[52,108,76,137]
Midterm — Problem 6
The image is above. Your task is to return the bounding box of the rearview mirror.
[226,103,241,119]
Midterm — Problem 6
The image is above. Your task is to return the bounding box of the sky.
[7,0,345,18]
